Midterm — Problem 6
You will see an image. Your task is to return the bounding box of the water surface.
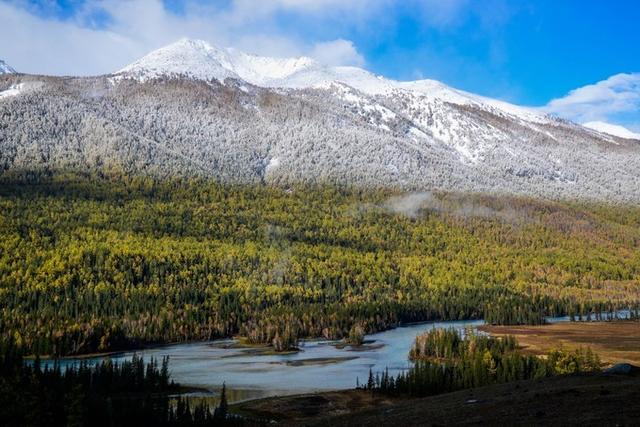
[49,319,482,401]
[48,311,631,402]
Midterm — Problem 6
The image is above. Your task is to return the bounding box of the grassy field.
[479,320,640,365]
[233,389,397,422]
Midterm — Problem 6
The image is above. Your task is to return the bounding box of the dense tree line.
[0,172,639,356]
[367,328,601,396]
[0,338,238,426]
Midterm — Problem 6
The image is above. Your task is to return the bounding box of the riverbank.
[32,319,484,398]
[479,320,640,365]
[233,372,640,425]
[21,322,440,360]
[232,389,398,422]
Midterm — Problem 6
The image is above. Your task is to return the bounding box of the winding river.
[46,311,629,403]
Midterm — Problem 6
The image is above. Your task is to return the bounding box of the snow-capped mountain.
[0,60,15,74]
[115,39,567,164]
[118,38,322,86]
[2,39,640,203]
[583,121,640,141]
[117,38,550,125]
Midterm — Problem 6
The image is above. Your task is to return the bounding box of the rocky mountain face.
[1,39,639,202]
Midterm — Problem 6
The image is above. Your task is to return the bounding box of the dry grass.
[479,320,640,365]
[233,389,398,423]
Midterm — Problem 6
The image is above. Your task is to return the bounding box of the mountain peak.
[173,37,213,48]
[116,39,550,125]
[117,38,324,86]
[117,38,237,82]
[0,59,16,74]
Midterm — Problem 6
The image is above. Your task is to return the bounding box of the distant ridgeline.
[0,171,639,356]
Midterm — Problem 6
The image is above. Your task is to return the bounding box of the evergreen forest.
[0,337,237,426]
[1,171,639,356]
[366,328,602,396]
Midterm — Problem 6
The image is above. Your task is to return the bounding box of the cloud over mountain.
[0,0,372,77]
[545,73,640,132]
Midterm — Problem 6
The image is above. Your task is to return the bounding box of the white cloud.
[544,73,640,125]
[0,0,370,75]
[227,0,373,16]
[0,2,138,76]
[0,0,509,76]
[310,39,365,67]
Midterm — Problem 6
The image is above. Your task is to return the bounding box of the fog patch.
[83,85,108,101]
[382,192,534,224]
[384,192,435,218]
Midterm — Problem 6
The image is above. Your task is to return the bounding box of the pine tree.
[215,382,229,421]
[367,368,375,390]
[65,384,85,427]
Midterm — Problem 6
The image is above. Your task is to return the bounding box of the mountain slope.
[1,39,639,203]
[0,59,15,74]
[114,39,638,166]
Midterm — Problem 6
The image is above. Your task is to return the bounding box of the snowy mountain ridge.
[0,60,15,74]
[118,38,322,86]
[2,39,640,203]
[116,38,553,126]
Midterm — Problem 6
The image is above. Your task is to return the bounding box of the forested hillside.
[1,172,639,356]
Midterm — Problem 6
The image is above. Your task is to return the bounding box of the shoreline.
[26,317,484,360]
[25,313,634,361]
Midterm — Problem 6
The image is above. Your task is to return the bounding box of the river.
[44,310,631,403]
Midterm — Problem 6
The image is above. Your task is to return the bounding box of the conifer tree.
[367,368,375,391]
[215,382,229,421]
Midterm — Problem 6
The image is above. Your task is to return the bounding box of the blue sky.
[1,0,639,130]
